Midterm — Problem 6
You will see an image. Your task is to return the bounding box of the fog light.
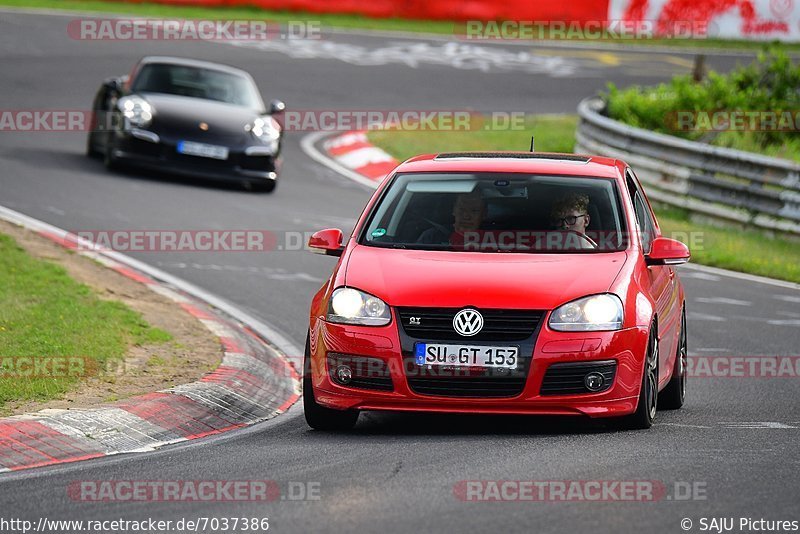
[584,372,605,392]
[335,365,353,385]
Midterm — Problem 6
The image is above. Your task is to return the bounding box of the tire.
[86,132,101,158]
[103,135,121,171]
[303,336,359,431]
[659,308,687,410]
[613,326,659,430]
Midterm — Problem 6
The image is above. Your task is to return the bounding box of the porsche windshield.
[131,63,262,108]
[360,173,629,253]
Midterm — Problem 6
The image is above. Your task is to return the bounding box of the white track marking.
[719,422,797,429]
[681,264,800,291]
[695,297,751,306]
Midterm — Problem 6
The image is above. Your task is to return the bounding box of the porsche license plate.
[177,141,229,160]
[415,343,518,370]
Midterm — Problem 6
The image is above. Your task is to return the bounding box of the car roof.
[137,56,251,77]
[393,152,625,179]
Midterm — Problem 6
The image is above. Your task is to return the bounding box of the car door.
[626,170,679,385]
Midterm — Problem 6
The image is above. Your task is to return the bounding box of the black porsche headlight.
[246,116,280,154]
[118,96,153,129]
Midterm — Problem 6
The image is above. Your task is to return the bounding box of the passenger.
[550,192,597,249]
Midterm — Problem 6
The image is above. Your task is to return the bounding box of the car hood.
[344,245,628,310]
[138,93,263,139]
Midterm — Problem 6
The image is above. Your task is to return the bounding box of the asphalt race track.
[1,10,799,533]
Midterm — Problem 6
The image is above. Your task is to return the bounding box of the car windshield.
[360,172,628,253]
[131,63,262,108]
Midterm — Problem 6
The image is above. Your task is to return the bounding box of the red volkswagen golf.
[305,152,690,431]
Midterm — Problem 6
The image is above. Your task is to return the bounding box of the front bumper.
[110,129,279,182]
[309,317,649,418]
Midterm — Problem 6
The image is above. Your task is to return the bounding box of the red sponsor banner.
[222,0,609,24]
[610,0,800,41]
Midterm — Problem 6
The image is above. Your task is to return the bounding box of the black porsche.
[87,56,285,192]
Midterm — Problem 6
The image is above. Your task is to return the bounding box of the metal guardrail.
[575,97,800,237]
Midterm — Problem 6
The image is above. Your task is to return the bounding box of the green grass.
[0,233,171,412]
[368,115,800,284]
[653,207,800,283]
[368,115,578,161]
[3,0,800,51]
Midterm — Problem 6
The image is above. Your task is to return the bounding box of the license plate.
[415,343,519,370]
[177,141,229,160]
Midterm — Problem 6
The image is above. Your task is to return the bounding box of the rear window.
[359,172,628,253]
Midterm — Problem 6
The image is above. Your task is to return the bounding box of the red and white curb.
[0,206,301,473]
[302,130,397,189]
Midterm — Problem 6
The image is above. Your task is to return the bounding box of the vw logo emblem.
[453,308,484,337]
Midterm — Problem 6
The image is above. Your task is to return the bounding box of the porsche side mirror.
[308,228,344,257]
[103,78,123,96]
[269,99,286,114]
[645,237,690,266]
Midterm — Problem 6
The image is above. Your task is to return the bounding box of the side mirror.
[103,78,123,95]
[269,99,286,114]
[645,237,690,266]
[308,228,344,257]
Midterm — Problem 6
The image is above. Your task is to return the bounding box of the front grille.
[327,353,393,391]
[397,308,544,342]
[540,361,616,395]
[408,372,526,398]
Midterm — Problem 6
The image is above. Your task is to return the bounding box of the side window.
[626,171,656,253]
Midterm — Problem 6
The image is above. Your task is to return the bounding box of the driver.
[550,192,598,249]
[418,191,486,244]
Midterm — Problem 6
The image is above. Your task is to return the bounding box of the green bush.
[605,47,800,161]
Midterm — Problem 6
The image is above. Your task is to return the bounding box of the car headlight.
[549,294,623,331]
[246,116,281,154]
[118,96,153,129]
[327,287,391,326]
